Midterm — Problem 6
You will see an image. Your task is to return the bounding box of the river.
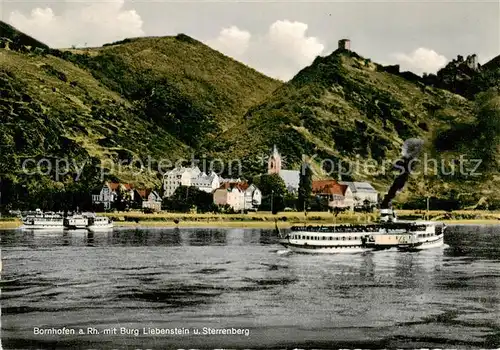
[1,225,500,349]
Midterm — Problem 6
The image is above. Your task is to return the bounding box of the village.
[91,146,379,214]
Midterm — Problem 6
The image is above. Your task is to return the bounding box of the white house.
[312,180,354,210]
[135,189,162,212]
[192,171,220,193]
[163,166,221,197]
[243,184,262,211]
[213,182,262,212]
[339,181,378,209]
[92,182,134,210]
[163,166,200,197]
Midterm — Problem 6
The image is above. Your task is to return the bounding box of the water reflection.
[188,229,227,246]
[259,229,276,245]
[62,232,71,246]
[86,232,94,247]
[2,224,500,349]
[445,225,500,261]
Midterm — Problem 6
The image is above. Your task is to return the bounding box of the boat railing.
[290,223,428,233]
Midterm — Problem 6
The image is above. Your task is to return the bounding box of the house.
[213,181,262,211]
[163,166,200,197]
[268,145,300,193]
[312,179,354,210]
[134,189,162,212]
[92,182,135,210]
[213,182,245,212]
[191,171,220,193]
[243,184,262,211]
[163,166,220,197]
[339,181,378,209]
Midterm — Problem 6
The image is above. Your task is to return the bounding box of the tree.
[297,162,313,212]
[253,174,286,213]
[474,91,500,171]
[163,186,215,213]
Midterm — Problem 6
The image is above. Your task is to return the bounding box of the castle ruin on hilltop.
[338,39,351,51]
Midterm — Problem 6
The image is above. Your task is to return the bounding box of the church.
[268,145,300,193]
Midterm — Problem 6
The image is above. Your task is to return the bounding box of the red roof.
[106,182,134,191]
[135,189,152,199]
[312,180,348,196]
[218,181,249,191]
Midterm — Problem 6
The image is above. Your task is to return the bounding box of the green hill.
[0,20,498,211]
[0,21,281,210]
[0,21,49,50]
[217,49,500,208]
[60,34,281,145]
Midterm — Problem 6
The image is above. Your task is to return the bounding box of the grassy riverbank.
[104,210,500,228]
[2,210,500,230]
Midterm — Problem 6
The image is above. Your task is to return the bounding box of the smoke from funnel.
[380,138,424,209]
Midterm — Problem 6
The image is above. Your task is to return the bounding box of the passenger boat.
[277,209,445,253]
[63,214,89,230]
[21,210,64,230]
[86,216,114,232]
[277,138,445,253]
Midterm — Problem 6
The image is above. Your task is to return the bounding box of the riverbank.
[2,210,500,230]
[104,210,500,225]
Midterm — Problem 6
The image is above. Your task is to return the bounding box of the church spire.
[268,145,282,174]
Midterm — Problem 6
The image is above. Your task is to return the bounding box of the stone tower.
[338,39,351,51]
[268,145,282,174]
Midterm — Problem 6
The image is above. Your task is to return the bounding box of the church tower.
[268,145,282,174]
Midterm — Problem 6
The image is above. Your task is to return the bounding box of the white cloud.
[9,0,144,48]
[206,26,251,58]
[206,20,325,80]
[267,20,324,67]
[393,47,447,75]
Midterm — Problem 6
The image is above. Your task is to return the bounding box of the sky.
[1,0,499,81]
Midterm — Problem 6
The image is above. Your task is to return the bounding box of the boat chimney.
[380,208,397,223]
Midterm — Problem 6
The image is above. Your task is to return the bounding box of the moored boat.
[63,214,89,230]
[21,210,64,230]
[87,216,114,232]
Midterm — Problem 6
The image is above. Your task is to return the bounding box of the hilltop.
[0,21,49,50]
[422,53,500,98]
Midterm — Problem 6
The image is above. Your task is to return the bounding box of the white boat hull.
[281,242,370,254]
[279,229,372,254]
[20,224,64,231]
[396,235,444,251]
[279,220,445,254]
[87,224,114,232]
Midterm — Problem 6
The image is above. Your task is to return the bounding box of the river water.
[1,225,500,349]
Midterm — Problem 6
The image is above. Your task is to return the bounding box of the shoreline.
[2,217,500,230]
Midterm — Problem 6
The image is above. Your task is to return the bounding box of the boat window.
[342,237,346,241]
[329,237,333,240]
